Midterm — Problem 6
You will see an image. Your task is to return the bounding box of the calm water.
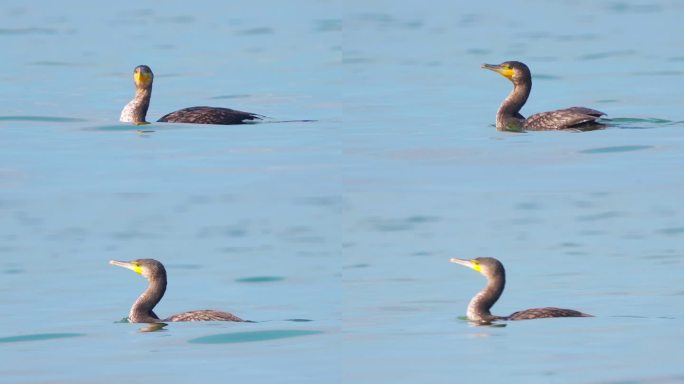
[2,0,684,383]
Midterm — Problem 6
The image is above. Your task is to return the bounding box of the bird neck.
[496,80,531,131]
[129,273,166,323]
[120,87,152,123]
[467,273,505,322]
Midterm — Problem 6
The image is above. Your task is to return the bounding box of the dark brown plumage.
[110,258,247,323]
[157,106,262,125]
[165,310,245,322]
[449,257,592,323]
[508,307,590,320]
[481,61,605,131]
[120,65,263,125]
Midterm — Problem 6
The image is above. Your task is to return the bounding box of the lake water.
[2,0,684,383]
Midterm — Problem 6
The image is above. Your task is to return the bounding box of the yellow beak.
[481,63,514,80]
[110,260,143,275]
[449,257,481,272]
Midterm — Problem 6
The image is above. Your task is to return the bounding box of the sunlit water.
[2,0,684,383]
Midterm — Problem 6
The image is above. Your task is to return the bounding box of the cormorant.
[450,257,592,323]
[482,61,605,131]
[120,65,263,125]
[110,259,247,323]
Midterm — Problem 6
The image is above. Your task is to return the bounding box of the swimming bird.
[120,65,263,125]
[450,257,592,323]
[110,259,246,323]
[481,61,605,131]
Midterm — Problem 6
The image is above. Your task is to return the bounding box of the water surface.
[2,0,684,383]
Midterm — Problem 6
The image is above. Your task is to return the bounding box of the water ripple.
[0,115,86,122]
[315,19,341,32]
[235,27,274,35]
[0,333,84,344]
[188,329,322,344]
[579,145,652,154]
[578,50,636,60]
[0,27,56,35]
[236,276,285,283]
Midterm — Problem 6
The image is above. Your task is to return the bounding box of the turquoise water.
[2,0,684,383]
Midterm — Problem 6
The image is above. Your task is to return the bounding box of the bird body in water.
[120,65,263,125]
[450,257,592,323]
[110,259,246,323]
[481,61,605,131]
